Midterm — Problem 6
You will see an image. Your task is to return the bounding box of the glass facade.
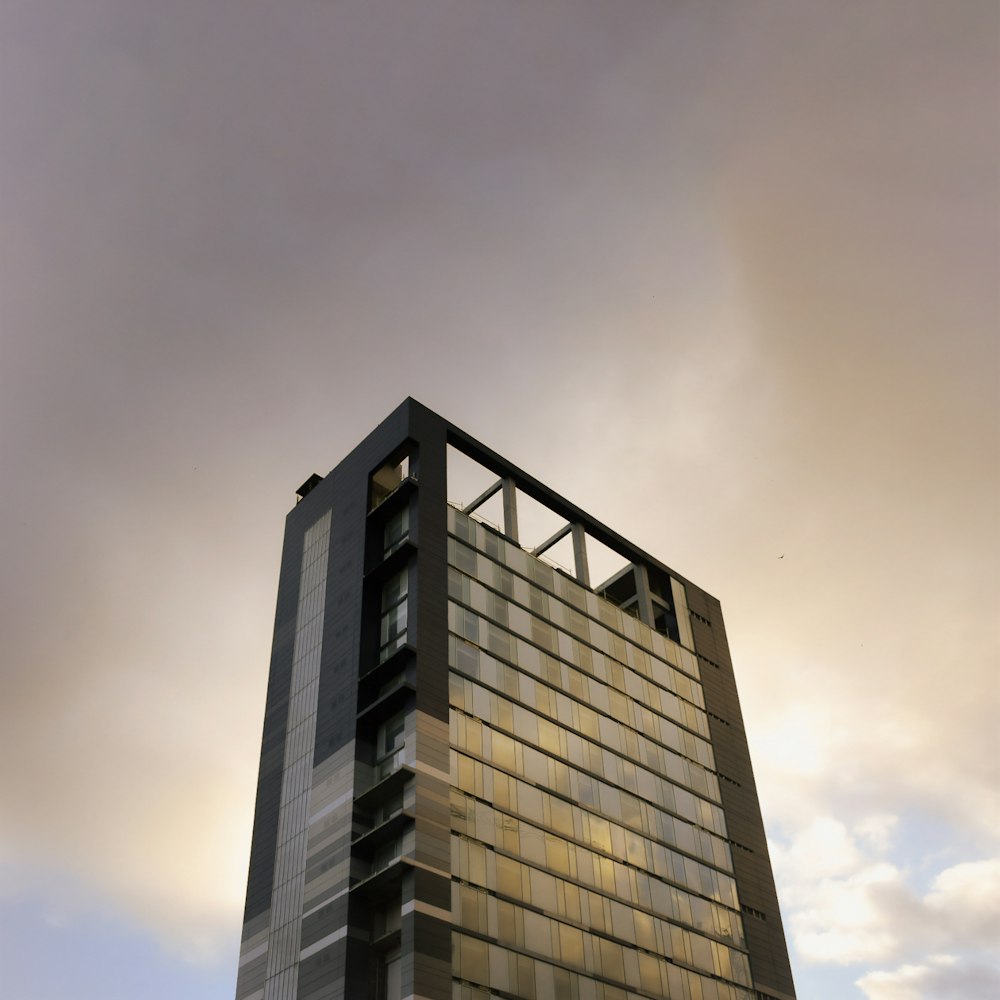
[446,506,754,1000]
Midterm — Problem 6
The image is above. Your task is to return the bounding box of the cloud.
[772,812,1000,975]
[782,855,911,964]
[855,815,898,855]
[858,955,1000,1000]
[773,817,864,884]
[924,860,1000,950]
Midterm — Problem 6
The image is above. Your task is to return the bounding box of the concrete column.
[571,524,590,587]
[502,478,519,543]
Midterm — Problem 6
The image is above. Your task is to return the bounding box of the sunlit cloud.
[770,808,1000,991]
[857,954,1000,1000]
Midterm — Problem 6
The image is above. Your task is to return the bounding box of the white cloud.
[855,814,897,855]
[924,859,1000,950]
[772,811,1000,975]
[787,859,910,964]
[858,954,1000,1000]
[771,816,863,884]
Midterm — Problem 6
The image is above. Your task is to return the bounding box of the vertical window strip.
[264,511,332,999]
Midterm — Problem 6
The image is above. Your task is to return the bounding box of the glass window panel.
[482,528,502,561]
[566,607,590,640]
[532,681,551,717]
[469,840,487,887]
[622,948,641,990]
[515,952,536,999]
[534,962,555,999]
[487,622,511,660]
[715,942,735,982]
[494,564,514,598]
[619,792,642,829]
[454,637,479,675]
[449,673,466,711]
[522,746,547,785]
[577,773,597,809]
[588,814,612,854]
[529,867,558,912]
[491,730,516,772]
[457,754,474,792]
[531,616,556,652]
[459,885,482,931]
[633,909,656,952]
[520,825,546,866]
[454,542,478,575]
[565,667,587,701]
[470,581,489,615]
[537,717,560,755]
[384,506,409,556]
[528,558,553,590]
[489,944,510,991]
[666,963,685,998]
[458,606,479,643]
[508,604,531,639]
[548,759,572,797]
[578,706,600,742]
[472,684,491,724]
[588,683,610,715]
[639,952,662,995]
[519,784,544,823]
[690,934,713,975]
[549,797,574,838]
[496,854,520,898]
[379,713,406,755]
[459,935,488,978]
[607,688,628,721]
[545,833,571,876]
[559,923,585,968]
[495,694,514,735]
[598,938,624,982]
[598,783,620,817]
[475,801,496,847]
[381,569,408,610]
[610,900,635,943]
[491,900,514,947]
[512,704,537,746]
[529,585,549,617]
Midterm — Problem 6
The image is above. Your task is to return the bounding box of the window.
[373,830,411,873]
[378,948,403,1000]
[383,506,410,557]
[380,713,406,757]
[379,569,408,662]
[377,712,407,778]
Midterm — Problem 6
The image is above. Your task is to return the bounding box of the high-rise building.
[236,399,795,1000]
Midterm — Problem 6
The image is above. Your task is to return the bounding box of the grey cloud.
[858,957,1000,1000]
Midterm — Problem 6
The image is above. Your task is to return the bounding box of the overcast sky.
[1,3,998,998]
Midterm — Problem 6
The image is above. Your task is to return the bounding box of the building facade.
[235,399,796,1000]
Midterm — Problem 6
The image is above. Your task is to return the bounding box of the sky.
[1,2,997,998]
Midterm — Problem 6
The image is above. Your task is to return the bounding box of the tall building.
[236,399,795,1000]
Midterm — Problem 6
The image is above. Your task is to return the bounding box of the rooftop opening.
[296,473,324,503]
[444,439,679,638]
[370,450,412,511]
